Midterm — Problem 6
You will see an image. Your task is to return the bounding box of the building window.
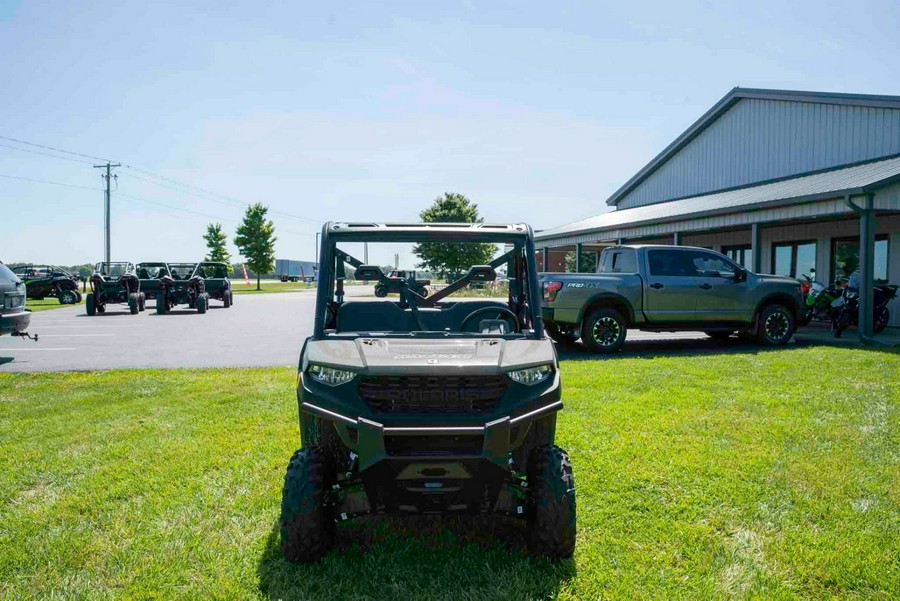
[771,241,816,278]
[832,236,889,282]
[722,244,752,270]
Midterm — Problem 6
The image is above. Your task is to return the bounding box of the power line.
[0,134,111,162]
[0,173,101,191]
[0,143,95,164]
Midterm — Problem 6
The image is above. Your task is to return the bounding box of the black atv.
[86,262,143,315]
[156,262,210,314]
[10,264,82,305]
[280,222,575,564]
[194,261,233,308]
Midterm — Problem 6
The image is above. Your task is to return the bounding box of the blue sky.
[1,0,898,267]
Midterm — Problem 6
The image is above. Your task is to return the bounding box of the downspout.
[843,194,887,346]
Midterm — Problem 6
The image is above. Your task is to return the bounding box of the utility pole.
[93,162,120,272]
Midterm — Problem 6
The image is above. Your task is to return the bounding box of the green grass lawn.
[25,297,83,312]
[1,347,898,599]
[232,280,318,295]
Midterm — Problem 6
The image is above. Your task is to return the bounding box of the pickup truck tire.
[757,303,794,346]
[545,322,578,345]
[581,308,627,353]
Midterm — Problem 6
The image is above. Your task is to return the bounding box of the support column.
[542,247,549,272]
[858,194,875,339]
[575,243,582,273]
[750,223,762,273]
[673,232,682,246]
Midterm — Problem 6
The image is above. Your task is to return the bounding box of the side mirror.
[733,268,747,282]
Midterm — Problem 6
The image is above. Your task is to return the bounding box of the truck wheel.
[128,293,139,314]
[280,447,335,563]
[156,294,167,315]
[196,293,208,314]
[757,303,794,346]
[545,321,578,345]
[581,308,627,353]
[374,285,387,298]
[86,293,96,316]
[58,289,78,304]
[526,445,576,560]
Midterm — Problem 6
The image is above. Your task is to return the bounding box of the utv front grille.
[358,375,507,414]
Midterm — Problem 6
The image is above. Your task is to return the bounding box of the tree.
[412,193,496,278]
[203,223,232,264]
[233,203,276,290]
[565,250,597,273]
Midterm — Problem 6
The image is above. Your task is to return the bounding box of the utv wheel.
[581,308,627,353]
[704,330,734,341]
[196,293,208,314]
[757,303,794,346]
[223,290,232,308]
[75,291,83,303]
[138,292,146,311]
[156,294,168,315]
[526,445,576,560]
[374,285,387,298]
[58,289,78,305]
[875,308,889,334]
[86,293,96,316]
[280,447,335,564]
[545,321,578,345]
[128,293,140,314]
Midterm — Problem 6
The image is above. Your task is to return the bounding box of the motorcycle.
[798,268,844,326]
[831,280,898,338]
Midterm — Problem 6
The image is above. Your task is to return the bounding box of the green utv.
[194,262,233,308]
[136,262,170,304]
[10,264,82,305]
[281,222,576,563]
[86,262,143,315]
[156,263,210,314]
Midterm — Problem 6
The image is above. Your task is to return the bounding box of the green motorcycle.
[798,269,844,326]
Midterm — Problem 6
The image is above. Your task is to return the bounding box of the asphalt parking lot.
[1,287,718,373]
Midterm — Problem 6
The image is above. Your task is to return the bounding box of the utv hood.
[303,338,555,376]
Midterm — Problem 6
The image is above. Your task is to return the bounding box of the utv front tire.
[374,285,387,298]
[545,321,578,345]
[128,293,140,314]
[581,308,627,353]
[86,293,96,316]
[526,445,576,560]
[58,289,78,304]
[280,447,335,564]
[196,293,209,314]
[138,292,146,311]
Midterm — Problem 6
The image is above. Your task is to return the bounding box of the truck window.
[598,249,637,273]
[689,251,737,278]
[647,250,695,277]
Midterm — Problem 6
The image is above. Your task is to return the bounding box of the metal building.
[535,88,900,338]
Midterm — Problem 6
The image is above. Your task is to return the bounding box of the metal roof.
[606,87,900,206]
[536,154,900,243]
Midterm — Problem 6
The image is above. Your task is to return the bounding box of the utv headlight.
[308,364,356,386]
[507,364,552,386]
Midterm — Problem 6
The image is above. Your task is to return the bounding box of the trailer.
[275,259,318,282]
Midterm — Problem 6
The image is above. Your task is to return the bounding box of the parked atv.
[281,222,575,564]
[10,264,82,305]
[156,262,209,314]
[194,261,233,308]
[373,269,430,298]
[86,262,142,315]
[136,262,170,303]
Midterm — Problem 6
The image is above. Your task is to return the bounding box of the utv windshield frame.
[313,222,544,340]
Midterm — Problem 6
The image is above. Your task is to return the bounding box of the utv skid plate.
[303,399,564,520]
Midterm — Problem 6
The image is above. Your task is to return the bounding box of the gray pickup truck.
[541,245,803,353]
[1,261,31,338]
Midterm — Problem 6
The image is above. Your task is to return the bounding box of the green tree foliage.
[233,203,276,290]
[412,193,496,278]
[203,223,232,264]
[565,250,597,273]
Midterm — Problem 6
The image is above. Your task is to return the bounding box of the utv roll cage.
[313,222,544,339]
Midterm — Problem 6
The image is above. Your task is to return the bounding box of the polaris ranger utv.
[281,222,575,563]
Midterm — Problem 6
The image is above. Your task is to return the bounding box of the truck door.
[687,250,751,322]
[644,249,699,322]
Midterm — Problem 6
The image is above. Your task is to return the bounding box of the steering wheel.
[460,306,521,333]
